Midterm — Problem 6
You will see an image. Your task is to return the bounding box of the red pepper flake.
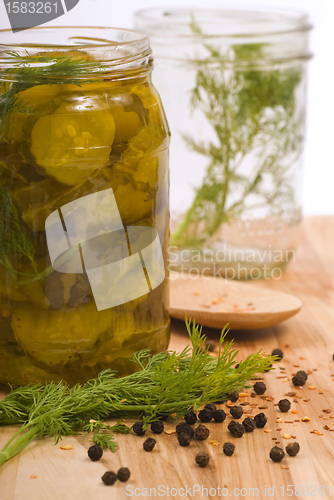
[30,475,37,479]
[299,356,305,360]
[267,396,275,402]
[285,392,296,397]
[324,425,331,430]
[303,399,310,402]
[323,409,332,413]
[293,399,299,404]
[258,406,268,410]
[276,428,282,431]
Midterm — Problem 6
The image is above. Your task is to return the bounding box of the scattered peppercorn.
[184,411,197,425]
[198,407,213,423]
[228,420,245,438]
[102,471,117,486]
[223,442,235,456]
[253,381,267,395]
[228,391,239,402]
[292,370,308,387]
[213,409,226,423]
[230,406,243,419]
[286,442,300,457]
[176,422,194,438]
[278,399,291,413]
[87,444,103,462]
[214,393,229,404]
[151,421,164,434]
[195,451,210,468]
[178,433,191,447]
[235,363,240,369]
[156,413,169,421]
[117,467,131,482]
[271,348,284,360]
[143,438,156,452]
[205,403,217,412]
[204,340,216,352]
[254,412,268,428]
[194,424,210,440]
[133,421,146,436]
[242,417,256,433]
[270,446,285,463]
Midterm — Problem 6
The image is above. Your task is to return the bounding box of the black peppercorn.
[223,442,235,456]
[102,471,117,485]
[117,467,131,482]
[204,340,216,352]
[205,403,217,412]
[194,424,210,440]
[214,393,229,404]
[230,405,243,419]
[133,421,146,436]
[271,348,284,360]
[242,417,256,433]
[213,409,226,423]
[143,437,156,451]
[292,370,308,387]
[156,413,169,421]
[253,381,267,395]
[270,446,285,462]
[286,442,300,457]
[254,412,267,428]
[198,407,213,423]
[278,399,291,412]
[87,444,103,461]
[151,420,164,434]
[184,411,197,425]
[176,422,194,438]
[228,420,245,438]
[195,451,210,468]
[228,391,239,402]
[235,363,240,369]
[178,432,191,447]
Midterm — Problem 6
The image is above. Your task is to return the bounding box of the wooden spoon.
[170,274,302,330]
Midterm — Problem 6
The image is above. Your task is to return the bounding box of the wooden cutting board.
[0,217,334,500]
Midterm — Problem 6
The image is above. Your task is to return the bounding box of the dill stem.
[0,425,38,466]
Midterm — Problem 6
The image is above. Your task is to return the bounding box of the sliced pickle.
[8,84,61,144]
[11,301,114,371]
[25,95,115,186]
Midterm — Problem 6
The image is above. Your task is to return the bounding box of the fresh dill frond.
[0,51,102,142]
[0,169,36,275]
[92,430,119,452]
[0,319,275,467]
[171,24,302,248]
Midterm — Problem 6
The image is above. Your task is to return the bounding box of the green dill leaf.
[0,320,274,467]
[171,23,301,248]
[93,430,119,452]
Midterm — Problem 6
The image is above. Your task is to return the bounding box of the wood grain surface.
[1,216,334,500]
[170,275,302,329]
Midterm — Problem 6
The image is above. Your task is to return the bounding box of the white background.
[0,0,333,215]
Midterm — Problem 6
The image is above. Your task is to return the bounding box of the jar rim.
[135,5,312,38]
[0,26,149,56]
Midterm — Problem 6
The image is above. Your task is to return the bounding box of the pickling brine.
[0,27,170,385]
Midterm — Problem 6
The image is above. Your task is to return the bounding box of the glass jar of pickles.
[0,27,170,386]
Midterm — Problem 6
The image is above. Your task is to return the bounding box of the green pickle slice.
[29,96,116,185]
